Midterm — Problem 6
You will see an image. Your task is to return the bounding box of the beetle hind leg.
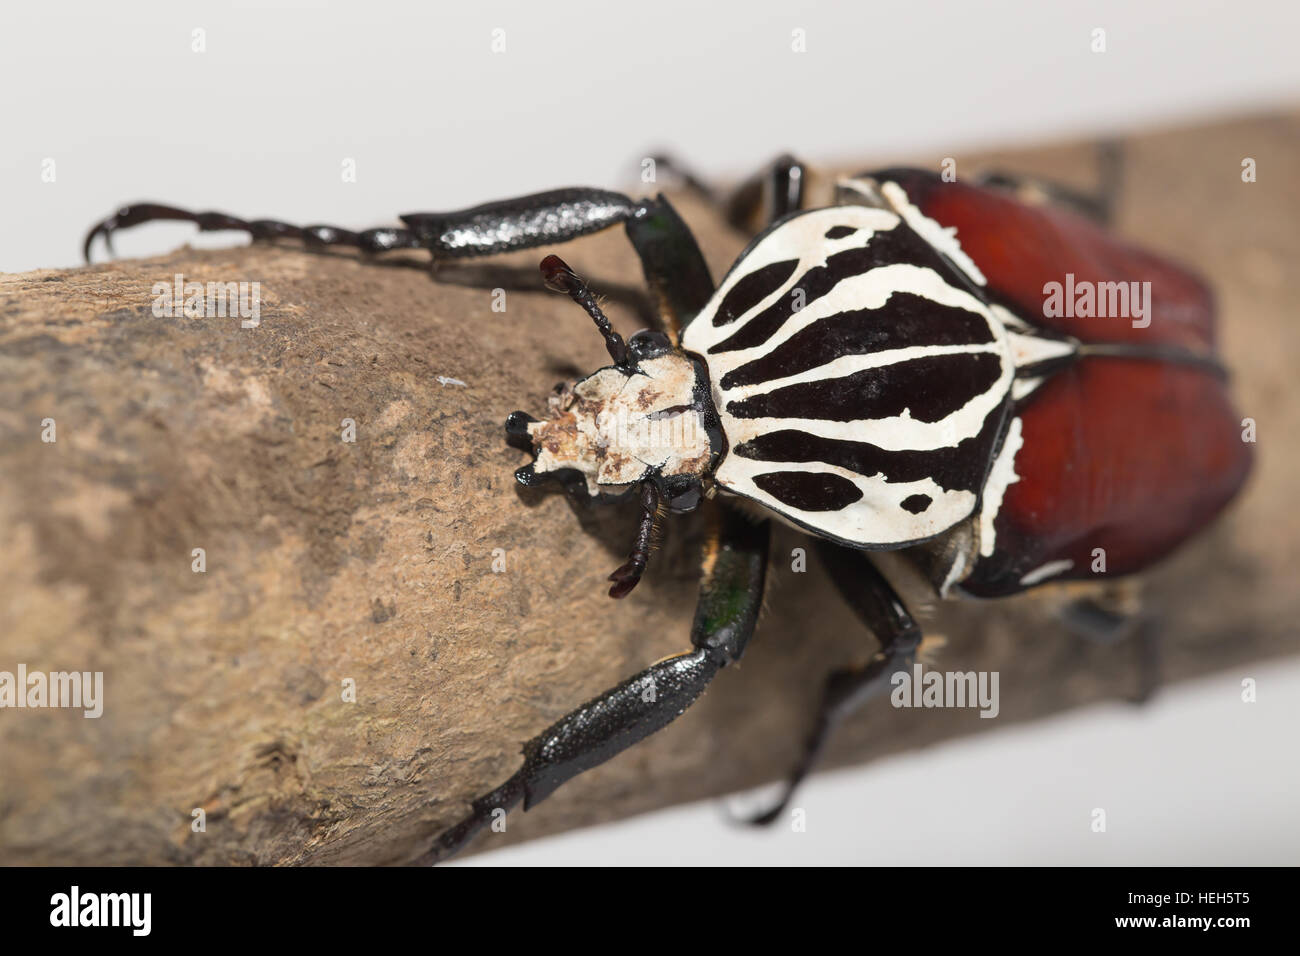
[1061,594,1161,704]
[736,541,922,827]
[978,139,1125,227]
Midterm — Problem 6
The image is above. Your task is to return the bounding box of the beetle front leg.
[738,541,921,826]
[417,507,769,864]
[83,202,424,263]
[424,187,714,336]
[84,189,646,264]
[84,188,714,339]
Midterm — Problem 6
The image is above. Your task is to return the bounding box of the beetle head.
[506,329,717,511]
[502,254,726,598]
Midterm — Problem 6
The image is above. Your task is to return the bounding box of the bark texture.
[0,113,1296,864]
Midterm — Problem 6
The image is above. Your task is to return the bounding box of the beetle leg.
[1061,596,1161,704]
[84,189,714,339]
[624,196,715,337]
[724,153,808,232]
[82,202,423,263]
[650,152,809,232]
[406,185,714,344]
[977,139,1125,227]
[736,541,921,827]
[417,506,769,864]
[85,189,646,264]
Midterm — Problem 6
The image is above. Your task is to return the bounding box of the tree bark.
[0,112,1296,865]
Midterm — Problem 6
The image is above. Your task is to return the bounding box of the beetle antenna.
[607,482,660,599]
[540,254,629,368]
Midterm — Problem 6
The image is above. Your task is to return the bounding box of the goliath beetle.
[84,149,1252,863]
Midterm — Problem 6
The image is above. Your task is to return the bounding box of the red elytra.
[879,170,1252,597]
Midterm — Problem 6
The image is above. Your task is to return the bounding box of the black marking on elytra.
[727,352,1004,424]
[824,226,857,240]
[713,258,800,327]
[752,471,863,511]
[733,406,1004,493]
[709,221,966,355]
[721,292,994,389]
[900,493,933,514]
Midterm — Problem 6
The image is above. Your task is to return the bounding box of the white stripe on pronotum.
[683,204,1016,548]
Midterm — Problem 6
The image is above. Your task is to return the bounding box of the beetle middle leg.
[416,507,770,864]
[650,152,810,231]
[737,541,922,826]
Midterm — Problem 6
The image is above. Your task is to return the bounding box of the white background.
[4,0,1300,271]
[3,1,1297,865]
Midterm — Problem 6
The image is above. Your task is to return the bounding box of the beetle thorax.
[527,352,714,496]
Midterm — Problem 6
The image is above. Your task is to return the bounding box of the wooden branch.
[1,113,1296,865]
